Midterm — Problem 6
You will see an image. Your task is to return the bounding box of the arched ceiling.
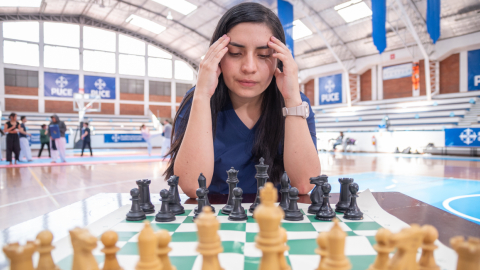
[1,0,479,71]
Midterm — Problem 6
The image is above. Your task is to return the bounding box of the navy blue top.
[175,88,317,194]
[19,123,27,138]
[82,127,91,142]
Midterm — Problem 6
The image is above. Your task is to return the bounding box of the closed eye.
[259,54,271,58]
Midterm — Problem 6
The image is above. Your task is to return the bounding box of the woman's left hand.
[268,36,302,107]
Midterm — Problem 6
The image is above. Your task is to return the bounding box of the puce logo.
[459,128,478,145]
[321,79,339,103]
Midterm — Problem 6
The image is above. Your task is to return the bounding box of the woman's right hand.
[194,34,230,99]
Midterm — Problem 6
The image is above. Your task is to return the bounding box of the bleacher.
[1,112,156,135]
[313,94,480,132]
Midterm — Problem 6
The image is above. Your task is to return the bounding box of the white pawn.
[36,230,60,270]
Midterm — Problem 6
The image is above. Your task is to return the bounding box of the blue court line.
[323,151,480,162]
[327,172,480,225]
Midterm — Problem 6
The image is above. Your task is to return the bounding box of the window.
[4,68,38,87]
[149,81,171,96]
[174,60,194,81]
[120,78,144,94]
[3,22,39,42]
[176,83,193,97]
[148,45,172,59]
[44,45,79,70]
[83,50,115,73]
[119,54,145,76]
[44,22,80,47]
[335,1,372,23]
[83,26,116,52]
[3,40,39,67]
[148,58,172,78]
[119,34,145,56]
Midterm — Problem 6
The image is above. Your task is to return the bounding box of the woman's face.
[220,23,277,100]
[10,115,16,121]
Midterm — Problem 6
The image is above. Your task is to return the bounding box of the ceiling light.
[335,1,372,23]
[152,0,197,15]
[0,0,42,7]
[126,14,166,34]
[293,19,313,40]
[167,11,173,20]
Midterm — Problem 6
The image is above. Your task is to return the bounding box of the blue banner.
[426,0,440,44]
[104,134,146,143]
[468,49,480,91]
[319,74,342,105]
[445,128,480,147]
[44,72,79,98]
[277,0,294,57]
[372,0,386,53]
[29,134,69,144]
[84,75,116,99]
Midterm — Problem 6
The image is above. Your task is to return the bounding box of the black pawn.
[155,189,176,222]
[315,183,336,221]
[279,172,290,211]
[221,167,239,215]
[193,188,206,220]
[284,187,304,221]
[308,175,328,214]
[141,179,155,214]
[228,187,248,221]
[126,188,146,221]
[249,157,269,213]
[167,175,185,215]
[343,183,363,220]
[194,173,215,214]
[335,178,354,213]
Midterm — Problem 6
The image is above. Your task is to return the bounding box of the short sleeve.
[300,92,317,149]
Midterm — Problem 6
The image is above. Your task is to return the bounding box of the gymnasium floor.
[1,149,479,230]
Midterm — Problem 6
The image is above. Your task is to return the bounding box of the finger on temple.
[204,35,227,62]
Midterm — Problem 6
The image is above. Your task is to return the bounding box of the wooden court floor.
[1,152,479,230]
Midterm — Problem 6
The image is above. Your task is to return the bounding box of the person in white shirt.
[161,119,172,158]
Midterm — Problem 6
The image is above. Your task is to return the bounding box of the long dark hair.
[164,2,286,185]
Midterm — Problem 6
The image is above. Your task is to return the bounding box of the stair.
[458,98,480,126]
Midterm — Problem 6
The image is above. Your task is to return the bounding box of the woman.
[3,113,25,165]
[165,3,320,198]
[140,124,160,156]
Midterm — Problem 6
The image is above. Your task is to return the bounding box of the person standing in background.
[38,124,50,157]
[80,122,92,157]
[0,128,5,161]
[4,113,22,165]
[140,124,161,156]
[49,114,67,163]
[19,116,33,162]
[161,119,172,158]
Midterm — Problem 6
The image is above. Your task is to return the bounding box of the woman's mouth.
[238,80,257,87]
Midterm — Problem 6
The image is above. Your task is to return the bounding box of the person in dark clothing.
[38,124,51,157]
[3,113,24,165]
[81,122,92,156]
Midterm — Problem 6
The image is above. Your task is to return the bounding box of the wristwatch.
[282,101,309,119]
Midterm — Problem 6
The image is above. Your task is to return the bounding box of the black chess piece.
[221,167,239,215]
[315,183,336,221]
[194,173,215,214]
[284,187,304,221]
[335,178,354,213]
[343,183,364,220]
[249,157,269,213]
[126,188,146,221]
[140,179,155,214]
[167,175,185,215]
[279,172,290,211]
[228,187,248,221]
[155,189,176,222]
[308,175,328,214]
[193,188,207,220]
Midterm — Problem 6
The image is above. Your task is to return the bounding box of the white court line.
[0,178,135,208]
[443,194,480,223]
[27,167,60,208]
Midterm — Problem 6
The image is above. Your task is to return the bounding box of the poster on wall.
[318,74,342,105]
[44,72,79,98]
[445,128,480,147]
[104,134,145,143]
[84,75,116,99]
[468,49,480,91]
[383,63,412,80]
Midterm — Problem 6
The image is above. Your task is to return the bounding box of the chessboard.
[43,190,457,270]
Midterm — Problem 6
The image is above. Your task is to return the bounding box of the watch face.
[303,102,309,118]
